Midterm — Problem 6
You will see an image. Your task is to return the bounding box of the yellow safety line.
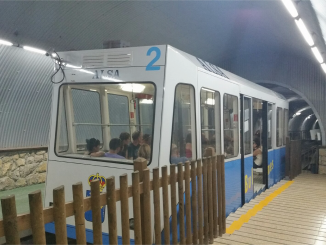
[226,180,294,234]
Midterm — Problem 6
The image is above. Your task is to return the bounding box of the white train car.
[45,45,288,243]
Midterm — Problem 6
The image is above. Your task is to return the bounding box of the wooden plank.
[217,155,223,236]
[191,160,198,244]
[132,171,142,245]
[207,157,214,244]
[212,156,218,238]
[72,182,86,245]
[143,169,152,245]
[221,155,226,233]
[53,186,67,245]
[120,174,130,245]
[107,177,118,245]
[29,190,46,245]
[162,166,170,245]
[1,195,20,245]
[91,180,102,245]
[153,168,161,244]
[178,163,186,245]
[185,161,192,245]
[170,164,178,245]
[197,159,204,244]
[203,158,209,244]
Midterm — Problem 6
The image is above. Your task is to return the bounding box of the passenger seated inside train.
[143,134,152,145]
[224,135,234,157]
[86,138,106,157]
[185,133,192,158]
[118,132,130,158]
[137,144,151,161]
[128,131,143,160]
[253,137,262,168]
[105,138,125,159]
[170,144,188,164]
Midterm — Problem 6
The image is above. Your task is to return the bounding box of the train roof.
[170,45,287,101]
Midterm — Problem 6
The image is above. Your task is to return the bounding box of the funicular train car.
[45,45,289,243]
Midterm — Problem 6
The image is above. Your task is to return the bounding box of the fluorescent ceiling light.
[322,63,326,74]
[79,69,94,75]
[23,46,47,55]
[140,99,153,104]
[295,112,301,115]
[205,98,215,105]
[0,39,13,46]
[51,53,57,58]
[281,0,298,18]
[66,63,82,69]
[90,89,97,92]
[295,19,314,46]
[101,76,122,82]
[120,84,145,93]
[311,47,323,63]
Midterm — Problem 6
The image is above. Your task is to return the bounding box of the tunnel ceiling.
[0,1,325,68]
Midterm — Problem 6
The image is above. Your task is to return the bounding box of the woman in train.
[86,138,106,157]
[253,137,263,168]
[118,132,130,158]
[137,144,151,161]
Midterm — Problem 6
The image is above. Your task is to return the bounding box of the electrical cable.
[48,50,65,84]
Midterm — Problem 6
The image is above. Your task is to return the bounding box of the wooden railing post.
[185,161,192,245]
[221,155,226,234]
[91,180,102,245]
[106,177,118,245]
[162,166,170,245]
[132,171,142,245]
[207,157,214,244]
[72,182,86,245]
[29,190,46,245]
[170,164,178,245]
[133,158,147,242]
[120,174,130,245]
[153,168,161,244]
[191,160,198,244]
[1,195,20,245]
[202,158,209,244]
[217,155,223,237]
[53,186,68,245]
[197,159,204,244]
[212,156,218,238]
[143,169,152,245]
[178,163,185,245]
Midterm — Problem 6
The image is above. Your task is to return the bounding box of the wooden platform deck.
[215,173,326,245]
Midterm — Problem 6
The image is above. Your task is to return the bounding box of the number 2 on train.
[146,47,161,71]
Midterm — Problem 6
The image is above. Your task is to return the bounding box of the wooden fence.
[0,156,226,245]
[285,137,302,180]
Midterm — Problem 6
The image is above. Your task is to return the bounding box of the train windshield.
[55,82,156,165]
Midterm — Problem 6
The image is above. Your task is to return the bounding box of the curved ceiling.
[0,1,324,66]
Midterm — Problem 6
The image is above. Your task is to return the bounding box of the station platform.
[215,173,326,245]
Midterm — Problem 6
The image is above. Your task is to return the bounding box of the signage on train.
[196,57,229,79]
[92,69,119,79]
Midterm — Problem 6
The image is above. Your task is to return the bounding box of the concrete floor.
[0,183,45,219]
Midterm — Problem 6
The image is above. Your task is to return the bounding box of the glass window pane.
[108,94,129,139]
[55,83,155,165]
[244,97,252,155]
[170,84,196,164]
[200,88,221,157]
[276,107,283,147]
[223,94,239,158]
[72,89,103,151]
[267,103,273,149]
[57,91,68,153]
[284,109,289,145]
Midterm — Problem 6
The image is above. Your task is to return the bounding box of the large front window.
[55,82,155,164]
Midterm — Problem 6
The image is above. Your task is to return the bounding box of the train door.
[240,95,253,204]
[252,98,266,195]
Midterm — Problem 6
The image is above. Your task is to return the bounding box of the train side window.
[200,88,221,157]
[55,83,156,165]
[267,103,273,149]
[276,107,283,147]
[283,109,289,145]
[71,89,103,151]
[243,97,252,155]
[170,84,196,164]
[108,94,130,138]
[223,94,239,158]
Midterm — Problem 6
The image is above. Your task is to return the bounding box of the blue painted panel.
[280,147,286,180]
[271,147,286,184]
[268,151,275,188]
[45,222,135,244]
[244,156,254,203]
[224,159,241,216]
